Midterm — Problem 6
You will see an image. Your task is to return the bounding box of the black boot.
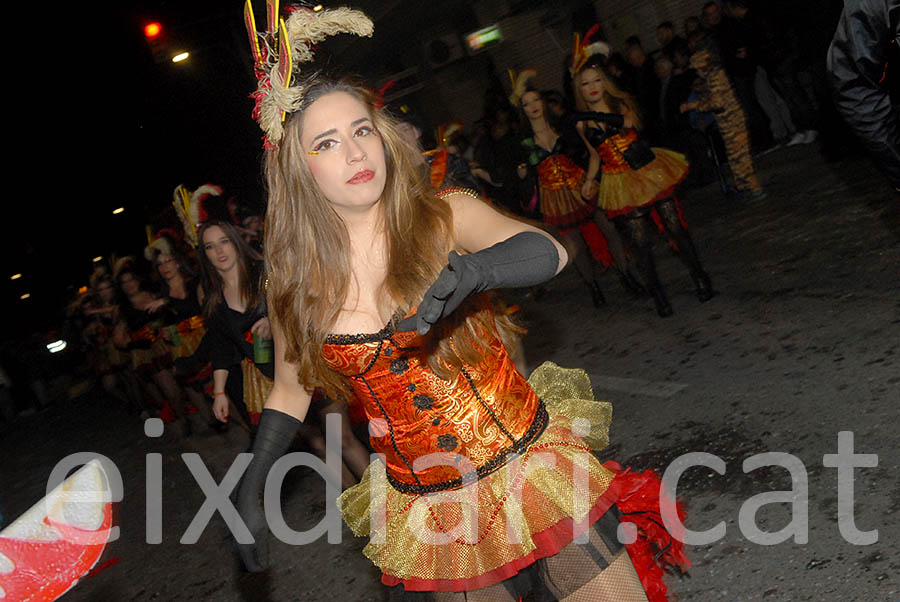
[619,268,647,298]
[693,270,715,302]
[650,286,674,317]
[589,280,606,307]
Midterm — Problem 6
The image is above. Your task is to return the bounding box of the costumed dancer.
[572,43,713,317]
[144,225,214,429]
[195,216,274,430]
[235,5,689,601]
[112,258,189,425]
[512,68,639,306]
[84,269,145,415]
[197,218,368,488]
[680,46,766,200]
[424,121,484,193]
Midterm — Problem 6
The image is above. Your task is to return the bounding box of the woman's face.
[578,68,605,105]
[156,254,178,280]
[96,280,115,304]
[202,225,237,274]
[521,91,544,121]
[119,273,139,297]
[300,91,386,215]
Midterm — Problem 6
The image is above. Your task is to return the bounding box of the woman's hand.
[398,232,561,335]
[581,178,598,200]
[146,298,167,313]
[212,393,230,422]
[517,163,528,179]
[680,101,697,114]
[251,317,271,339]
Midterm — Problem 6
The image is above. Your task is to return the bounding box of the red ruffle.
[382,461,689,596]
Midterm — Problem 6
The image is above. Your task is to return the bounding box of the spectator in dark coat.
[827,0,900,191]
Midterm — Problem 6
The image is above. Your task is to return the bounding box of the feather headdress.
[436,121,464,147]
[173,184,222,247]
[112,256,136,281]
[144,234,174,262]
[570,25,610,75]
[508,68,537,106]
[244,1,374,148]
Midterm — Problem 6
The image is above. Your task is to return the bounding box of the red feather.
[375,79,396,110]
[582,24,600,49]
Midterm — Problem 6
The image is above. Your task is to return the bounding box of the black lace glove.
[235,408,301,572]
[397,231,559,335]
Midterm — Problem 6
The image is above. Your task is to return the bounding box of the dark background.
[0,0,501,338]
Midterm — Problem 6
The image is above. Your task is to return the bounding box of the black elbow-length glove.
[235,408,302,572]
[398,231,559,335]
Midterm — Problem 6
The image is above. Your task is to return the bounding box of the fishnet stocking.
[655,198,703,274]
[564,230,594,284]
[556,550,649,602]
[616,213,661,290]
[540,522,648,602]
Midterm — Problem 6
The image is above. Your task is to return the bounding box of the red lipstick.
[348,169,374,184]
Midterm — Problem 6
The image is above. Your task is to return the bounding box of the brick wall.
[406,0,714,133]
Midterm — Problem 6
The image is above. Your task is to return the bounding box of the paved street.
[2,144,897,601]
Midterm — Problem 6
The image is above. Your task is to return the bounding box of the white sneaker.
[802,130,819,144]
[786,132,805,146]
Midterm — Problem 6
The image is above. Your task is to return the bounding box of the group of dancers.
[509,41,713,318]
[73,4,704,600]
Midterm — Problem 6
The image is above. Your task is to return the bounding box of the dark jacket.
[827,0,900,189]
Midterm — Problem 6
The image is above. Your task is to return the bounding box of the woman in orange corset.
[573,53,713,317]
[235,6,687,601]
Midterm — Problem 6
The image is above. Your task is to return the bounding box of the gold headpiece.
[507,68,537,106]
[173,184,222,247]
[243,1,374,148]
[569,25,609,75]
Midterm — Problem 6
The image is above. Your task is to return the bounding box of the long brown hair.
[197,219,265,318]
[573,58,643,131]
[264,77,520,400]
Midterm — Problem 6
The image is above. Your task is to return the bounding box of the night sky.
[2,1,354,337]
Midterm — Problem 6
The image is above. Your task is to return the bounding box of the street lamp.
[10,273,21,280]
[172,51,190,63]
[112,207,124,214]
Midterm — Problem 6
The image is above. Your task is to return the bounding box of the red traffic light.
[144,22,162,39]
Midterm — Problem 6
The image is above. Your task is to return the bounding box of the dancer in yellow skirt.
[572,43,714,317]
[234,6,688,601]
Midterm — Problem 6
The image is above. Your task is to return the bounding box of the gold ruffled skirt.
[339,362,620,592]
[165,326,206,360]
[241,358,272,422]
[599,148,689,217]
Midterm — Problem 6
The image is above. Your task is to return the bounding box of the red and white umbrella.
[0,460,113,601]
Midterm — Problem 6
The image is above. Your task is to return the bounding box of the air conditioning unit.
[425,32,465,70]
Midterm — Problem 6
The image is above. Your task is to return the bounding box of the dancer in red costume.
[572,41,713,317]
[236,5,688,601]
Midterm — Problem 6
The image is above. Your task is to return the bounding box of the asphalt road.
[2,144,897,601]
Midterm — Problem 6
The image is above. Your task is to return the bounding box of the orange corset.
[597,128,639,174]
[536,154,584,190]
[321,320,545,494]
